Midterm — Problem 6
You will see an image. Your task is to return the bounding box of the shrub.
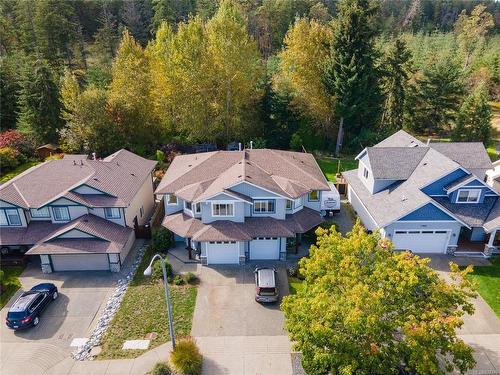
[152,227,173,253]
[151,260,173,281]
[173,275,185,285]
[170,337,203,375]
[183,272,197,284]
[149,361,171,375]
[0,147,20,171]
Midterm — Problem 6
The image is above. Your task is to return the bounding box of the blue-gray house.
[344,130,499,256]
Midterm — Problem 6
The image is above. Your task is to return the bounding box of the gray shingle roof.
[432,196,497,227]
[156,149,330,200]
[366,147,429,179]
[0,149,156,209]
[484,199,500,232]
[375,130,426,148]
[429,142,492,179]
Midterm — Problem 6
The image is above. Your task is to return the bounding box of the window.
[52,207,70,221]
[363,167,369,179]
[286,200,292,210]
[254,200,275,213]
[195,203,201,214]
[140,206,144,217]
[166,194,178,205]
[457,189,480,203]
[212,203,234,217]
[30,207,50,218]
[0,209,21,226]
[105,207,121,219]
[184,201,192,211]
[308,190,319,201]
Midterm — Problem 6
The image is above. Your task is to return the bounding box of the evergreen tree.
[324,0,382,155]
[0,54,21,129]
[380,37,412,133]
[91,3,120,66]
[120,0,151,45]
[406,57,464,135]
[16,57,62,143]
[452,83,492,144]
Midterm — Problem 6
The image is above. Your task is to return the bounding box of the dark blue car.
[5,283,58,330]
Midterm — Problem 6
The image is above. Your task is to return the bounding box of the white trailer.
[321,182,341,215]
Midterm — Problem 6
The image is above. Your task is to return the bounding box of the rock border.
[72,242,148,360]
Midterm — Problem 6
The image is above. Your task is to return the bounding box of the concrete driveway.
[427,255,500,374]
[0,260,118,375]
[191,262,293,374]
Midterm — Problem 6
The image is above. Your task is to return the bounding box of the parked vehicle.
[320,182,341,214]
[5,283,58,330]
[254,267,279,303]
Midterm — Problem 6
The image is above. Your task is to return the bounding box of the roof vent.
[188,164,192,167]
[238,175,242,178]
[93,178,99,181]
[83,219,88,222]
[80,160,84,165]
[423,162,428,166]
[73,160,77,166]
[131,173,136,176]
[401,195,407,202]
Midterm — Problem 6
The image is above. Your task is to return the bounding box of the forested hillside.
[1,0,499,161]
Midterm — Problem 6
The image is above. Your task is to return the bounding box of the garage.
[206,241,240,265]
[51,254,110,271]
[391,230,450,253]
[250,237,280,260]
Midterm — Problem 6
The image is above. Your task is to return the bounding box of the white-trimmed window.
[286,200,292,210]
[212,203,234,217]
[184,201,192,211]
[195,203,201,214]
[363,167,369,179]
[105,207,121,219]
[308,190,319,201]
[30,207,50,218]
[254,200,275,213]
[166,194,178,205]
[52,207,70,221]
[0,209,21,226]
[457,189,480,203]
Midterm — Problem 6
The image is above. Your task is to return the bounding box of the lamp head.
[143,265,152,277]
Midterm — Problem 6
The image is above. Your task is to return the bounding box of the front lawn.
[288,276,304,295]
[0,160,40,184]
[98,247,198,359]
[0,266,24,308]
[316,157,357,182]
[468,256,500,317]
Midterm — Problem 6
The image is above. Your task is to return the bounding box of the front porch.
[455,227,499,257]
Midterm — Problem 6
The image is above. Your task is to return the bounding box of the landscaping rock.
[72,243,148,361]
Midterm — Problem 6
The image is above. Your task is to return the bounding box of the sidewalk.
[46,343,172,375]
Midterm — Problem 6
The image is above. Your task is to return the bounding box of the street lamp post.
[144,253,176,349]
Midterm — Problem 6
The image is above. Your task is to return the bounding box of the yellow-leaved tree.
[282,221,477,375]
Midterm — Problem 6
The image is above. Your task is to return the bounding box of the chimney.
[238,142,242,151]
[250,141,253,149]
[80,160,84,166]
[92,152,96,160]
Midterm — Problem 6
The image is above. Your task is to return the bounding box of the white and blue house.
[344,130,499,256]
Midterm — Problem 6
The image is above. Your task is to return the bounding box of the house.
[155,149,334,265]
[36,144,62,159]
[343,130,499,256]
[486,160,500,193]
[0,150,157,272]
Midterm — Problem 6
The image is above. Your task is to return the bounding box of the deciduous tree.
[281,222,476,375]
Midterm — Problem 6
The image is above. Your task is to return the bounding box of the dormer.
[355,147,427,194]
[444,174,498,204]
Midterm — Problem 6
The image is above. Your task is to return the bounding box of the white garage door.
[250,237,280,260]
[392,230,450,253]
[206,241,240,265]
[51,254,110,271]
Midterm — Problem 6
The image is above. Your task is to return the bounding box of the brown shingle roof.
[0,149,156,209]
[162,207,323,242]
[156,149,329,200]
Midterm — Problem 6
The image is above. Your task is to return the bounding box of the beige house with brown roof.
[156,149,335,265]
[0,149,156,272]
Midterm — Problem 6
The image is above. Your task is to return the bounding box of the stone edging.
[72,243,148,360]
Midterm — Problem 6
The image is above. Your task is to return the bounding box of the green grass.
[468,257,500,317]
[0,160,40,184]
[316,157,357,182]
[487,145,498,162]
[98,247,198,359]
[288,276,304,295]
[0,266,24,308]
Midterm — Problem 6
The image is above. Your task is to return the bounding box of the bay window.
[105,207,121,219]
[52,206,70,221]
[212,203,234,217]
[254,200,275,213]
[30,207,50,218]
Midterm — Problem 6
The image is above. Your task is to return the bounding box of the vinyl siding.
[201,201,245,223]
[164,195,183,215]
[72,184,105,194]
[125,174,154,226]
[347,185,378,231]
[422,168,468,196]
[398,203,455,221]
[88,207,126,226]
[229,182,280,198]
[383,221,461,246]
